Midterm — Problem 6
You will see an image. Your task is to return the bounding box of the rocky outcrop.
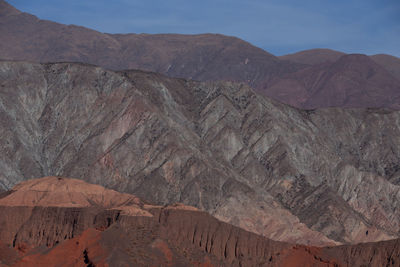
[322,238,400,267]
[0,206,120,248]
[1,0,399,110]
[0,177,146,248]
[0,177,301,266]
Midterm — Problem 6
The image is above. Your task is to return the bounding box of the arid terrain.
[1,0,400,266]
[0,177,399,267]
[1,60,400,248]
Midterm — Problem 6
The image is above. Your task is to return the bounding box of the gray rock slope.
[1,61,400,245]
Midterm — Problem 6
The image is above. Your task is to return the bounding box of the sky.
[7,0,400,57]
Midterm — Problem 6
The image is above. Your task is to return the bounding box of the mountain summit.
[1,1,399,109]
[0,0,21,16]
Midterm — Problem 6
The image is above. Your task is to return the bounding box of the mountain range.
[1,0,399,110]
[1,0,400,266]
[1,60,400,247]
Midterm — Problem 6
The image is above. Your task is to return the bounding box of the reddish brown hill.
[280,49,400,81]
[0,176,141,209]
[0,177,398,267]
[0,0,298,90]
[279,48,346,65]
[265,54,400,109]
[371,54,400,80]
[0,0,20,16]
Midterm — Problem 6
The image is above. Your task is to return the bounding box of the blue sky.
[7,0,400,57]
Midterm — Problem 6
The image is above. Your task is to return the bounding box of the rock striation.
[1,61,400,246]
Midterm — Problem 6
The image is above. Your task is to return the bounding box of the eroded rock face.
[1,1,400,110]
[0,206,120,248]
[0,177,145,249]
[0,177,399,267]
[1,61,400,246]
[0,62,400,245]
[0,61,333,245]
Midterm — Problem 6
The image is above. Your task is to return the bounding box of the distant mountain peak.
[0,0,21,16]
[0,1,399,109]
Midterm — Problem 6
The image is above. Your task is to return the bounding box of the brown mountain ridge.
[267,54,400,109]
[279,48,346,65]
[1,0,399,109]
[1,0,400,264]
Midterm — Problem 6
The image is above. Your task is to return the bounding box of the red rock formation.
[0,176,141,208]
[0,240,19,266]
[0,177,399,266]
